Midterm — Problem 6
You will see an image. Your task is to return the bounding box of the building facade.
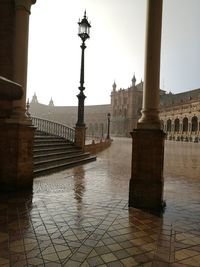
[30,93,111,139]
[111,77,200,141]
[110,75,143,136]
[30,76,200,142]
[160,89,200,142]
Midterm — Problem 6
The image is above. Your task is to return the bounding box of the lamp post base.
[75,126,86,151]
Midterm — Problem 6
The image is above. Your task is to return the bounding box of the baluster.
[51,121,54,135]
[50,121,51,135]
[54,122,56,135]
[65,127,67,139]
[55,123,57,136]
[62,125,64,137]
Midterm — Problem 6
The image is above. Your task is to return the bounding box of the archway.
[191,116,198,132]
[174,118,180,132]
[160,120,164,131]
[167,119,172,132]
[183,117,188,132]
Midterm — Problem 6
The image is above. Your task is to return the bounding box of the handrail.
[31,116,75,143]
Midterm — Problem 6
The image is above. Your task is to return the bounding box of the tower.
[112,81,117,92]
[31,92,38,103]
[132,73,136,87]
[49,97,54,106]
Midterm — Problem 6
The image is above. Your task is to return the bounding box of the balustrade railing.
[31,116,75,143]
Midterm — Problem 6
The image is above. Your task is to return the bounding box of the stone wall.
[29,98,111,139]
[85,138,112,154]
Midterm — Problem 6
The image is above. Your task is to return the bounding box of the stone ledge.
[85,138,112,154]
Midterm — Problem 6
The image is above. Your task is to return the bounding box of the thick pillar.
[0,77,35,191]
[0,0,36,191]
[13,0,36,121]
[129,0,165,211]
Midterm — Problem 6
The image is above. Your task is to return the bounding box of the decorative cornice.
[15,0,36,13]
[0,76,23,101]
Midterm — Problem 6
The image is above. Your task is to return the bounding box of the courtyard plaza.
[0,138,200,267]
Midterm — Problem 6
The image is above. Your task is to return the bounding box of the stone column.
[180,120,183,133]
[129,0,165,211]
[137,0,163,130]
[0,0,36,191]
[13,0,36,121]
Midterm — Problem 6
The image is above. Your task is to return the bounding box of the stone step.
[34,150,82,160]
[33,146,80,156]
[35,138,70,143]
[33,130,96,176]
[34,142,74,149]
[33,155,96,177]
[34,152,90,165]
[35,135,72,142]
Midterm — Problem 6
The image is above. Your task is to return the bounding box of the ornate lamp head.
[78,11,91,42]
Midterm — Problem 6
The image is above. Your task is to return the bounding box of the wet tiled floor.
[0,138,200,266]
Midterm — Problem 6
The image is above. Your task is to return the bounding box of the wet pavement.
[0,138,200,266]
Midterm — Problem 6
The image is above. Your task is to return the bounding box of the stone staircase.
[33,131,96,176]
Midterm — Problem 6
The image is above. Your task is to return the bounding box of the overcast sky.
[27,0,200,106]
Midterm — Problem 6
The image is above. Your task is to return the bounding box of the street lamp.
[106,113,111,139]
[76,11,91,127]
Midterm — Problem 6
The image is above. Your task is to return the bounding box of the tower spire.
[112,81,117,91]
[132,73,136,87]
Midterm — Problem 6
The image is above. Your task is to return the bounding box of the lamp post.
[75,11,91,150]
[76,11,91,127]
[106,113,111,139]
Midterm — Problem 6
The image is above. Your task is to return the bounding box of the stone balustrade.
[31,116,75,143]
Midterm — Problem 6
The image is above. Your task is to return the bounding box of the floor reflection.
[0,139,200,266]
[73,166,86,204]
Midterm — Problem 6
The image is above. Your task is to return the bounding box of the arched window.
[94,123,98,133]
[88,123,94,136]
[166,119,171,132]
[191,116,198,132]
[182,117,188,132]
[174,118,180,132]
[99,123,103,135]
[160,120,164,130]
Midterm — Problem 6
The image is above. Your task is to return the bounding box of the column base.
[129,128,165,212]
[0,123,35,191]
[11,106,32,125]
[75,126,86,151]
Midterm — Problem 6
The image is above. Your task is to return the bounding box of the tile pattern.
[0,138,200,266]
